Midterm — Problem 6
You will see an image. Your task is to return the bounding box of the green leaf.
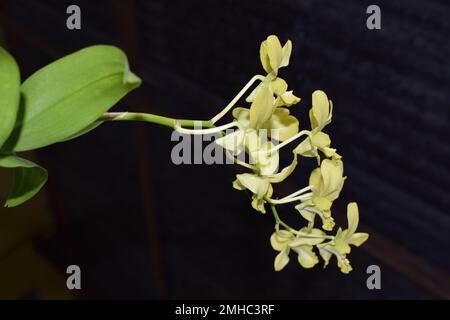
[0,47,21,148]
[59,120,104,142]
[9,45,141,152]
[0,154,48,207]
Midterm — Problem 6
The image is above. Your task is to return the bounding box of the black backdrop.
[0,0,449,299]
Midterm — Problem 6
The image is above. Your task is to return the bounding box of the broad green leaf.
[0,154,48,207]
[59,120,104,142]
[9,45,141,152]
[0,47,20,148]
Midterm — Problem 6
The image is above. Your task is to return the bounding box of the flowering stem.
[271,205,334,239]
[102,112,256,170]
[271,204,291,231]
[268,192,313,205]
[175,121,238,135]
[210,74,265,124]
[264,130,311,155]
[282,186,312,201]
[100,112,213,129]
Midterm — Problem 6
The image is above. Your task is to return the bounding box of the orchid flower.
[294,90,341,163]
[295,159,345,231]
[259,35,292,76]
[271,227,325,271]
[232,132,298,213]
[317,203,369,273]
[166,35,367,274]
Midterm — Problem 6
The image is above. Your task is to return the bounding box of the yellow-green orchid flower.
[270,227,324,271]
[270,229,293,271]
[246,77,300,108]
[210,35,296,128]
[294,90,341,163]
[244,130,279,175]
[248,80,275,129]
[233,147,298,214]
[230,106,299,142]
[233,173,274,213]
[245,77,299,134]
[260,35,292,76]
[156,35,368,275]
[318,203,369,274]
[215,81,298,157]
[244,76,300,138]
[231,134,280,213]
[295,159,345,230]
[215,61,300,155]
[232,160,298,213]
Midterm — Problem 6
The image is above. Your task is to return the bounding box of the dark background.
[0,0,449,299]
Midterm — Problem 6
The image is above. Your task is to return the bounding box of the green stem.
[99,112,213,129]
[101,112,256,170]
[271,204,291,230]
[271,204,334,239]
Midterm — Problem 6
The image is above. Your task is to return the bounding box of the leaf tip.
[123,71,142,86]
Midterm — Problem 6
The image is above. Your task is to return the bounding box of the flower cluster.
[176,35,368,273]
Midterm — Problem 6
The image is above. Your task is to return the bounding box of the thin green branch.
[271,204,291,230]
[271,204,334,240]
[99,112,213,129]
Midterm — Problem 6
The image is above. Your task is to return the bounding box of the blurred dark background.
[0,0,449,299]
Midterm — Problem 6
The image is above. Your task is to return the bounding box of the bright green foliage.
[0,45,141,206]
[0,154,47,207]
[10,45,141,152]
[0,47,20,148]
